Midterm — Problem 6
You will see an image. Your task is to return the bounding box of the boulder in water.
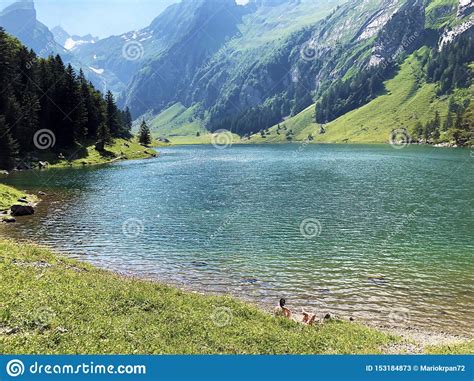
[10,204,35,216]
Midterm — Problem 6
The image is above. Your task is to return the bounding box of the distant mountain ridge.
[52,25,98,51]
[0,0,65,57]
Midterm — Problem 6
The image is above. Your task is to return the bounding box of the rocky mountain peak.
[0,0,36,24]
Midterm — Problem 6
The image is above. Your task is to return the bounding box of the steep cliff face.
[243,0,472,144]
[368,0,426,66]
[121,0,245,116]
[457,0,473,18]
[0,0,64,57]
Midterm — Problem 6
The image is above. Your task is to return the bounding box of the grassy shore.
[0,239,402,354]
[426,341,474,354]
[0,184,38,212]
[35,138,158,168]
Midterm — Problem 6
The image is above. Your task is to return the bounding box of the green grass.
[0,239,400,354]
[142,103,207,138]
[36,138,157,168]
[247,49,470,144]
[245,105,319,144]
[161,131,241,146]
[139,103,242,145]
[426,341,474,354]
[0,184,37,212]
[233,0,344,51]
[425,0,459,29]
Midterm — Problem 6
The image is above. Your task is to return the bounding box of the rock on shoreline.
[10,204,35,216]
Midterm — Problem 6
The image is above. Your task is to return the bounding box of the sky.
[1,0,179,38]
[0,0,251,39]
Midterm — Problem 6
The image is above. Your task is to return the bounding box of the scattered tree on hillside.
[425,32,473,95]
[138,120,152,146]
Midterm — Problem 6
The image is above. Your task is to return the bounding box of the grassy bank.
[0,184,37,212]
[35,138,157,168]
[426,341,474,354]
[0,239,401,354]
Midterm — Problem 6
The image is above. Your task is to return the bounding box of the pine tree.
[121,107,133,138]
[79,70,97,138]
[415,121,424,140]
[0,116,18,169]
[432,111,441,139]
[138,120,152,146]
[17,89,40,152]
[0,30,137,168]
[455,109,463,130]
[433,111,441,131]
[96,122,111,148]
[424,120,432,142]
[443,112,453,131]
[105,91,121,137]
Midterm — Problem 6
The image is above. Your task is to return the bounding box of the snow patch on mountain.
[65,37,96,51]
[89,66,105,75]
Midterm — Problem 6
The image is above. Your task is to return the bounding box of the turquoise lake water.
[1,144,473,335]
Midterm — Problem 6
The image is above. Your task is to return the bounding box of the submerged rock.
[2,217,16,223]
[191,261,208,267]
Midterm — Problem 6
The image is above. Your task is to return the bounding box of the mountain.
[125,0,414,132]
[245,0,473,145]
[71,0,346,114]
[0,0,66,57]
[51,25,69,46]
[139,0,472,146]
[52,25,98,51]
[73,0,250,101]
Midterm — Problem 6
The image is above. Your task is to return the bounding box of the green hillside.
[231,0,346,51]
[247,49,472,144]
[142,103,207,138]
